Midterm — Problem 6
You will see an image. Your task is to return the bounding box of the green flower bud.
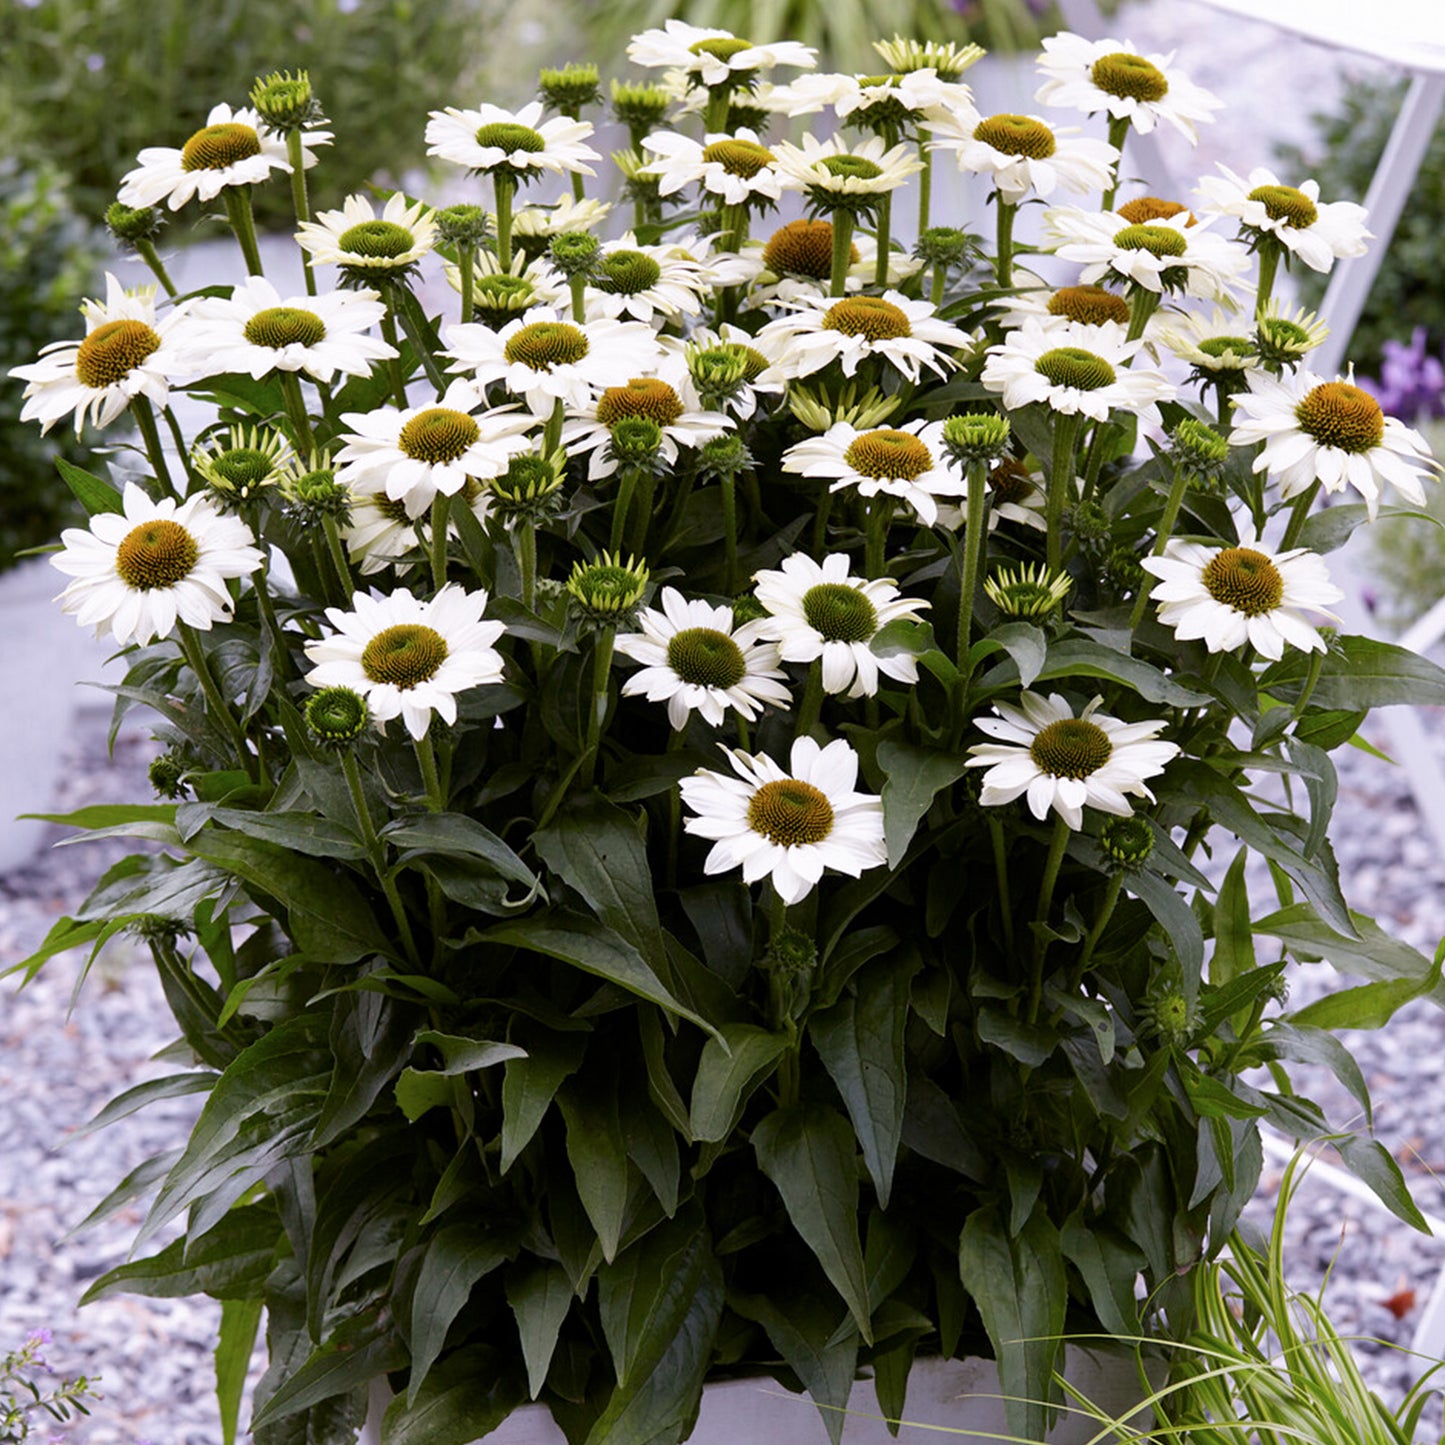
[250,69,324,132]
[539,61,601,115]
[913,225,976,271]
[549,230,601,278]
[606,416,664,469]
[1171,416,1230,480]
[435,203,490,248]
[1066,498,1112,559]
[983,561,1070,619]
[105,200,166,248]
[281,459,350,525]
[1098,815,1154,871]
[566,552,650,622]
[489,451,566,521]
[148,751,190,800]
[941,411,1010,466]
[611,79,671,133]
[1102,544,1145,597]
[696,432,750,486]
[305,686,370,749]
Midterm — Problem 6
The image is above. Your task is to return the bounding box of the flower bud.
[539,61,601,115]
[105,200,166,248]
[305,686,370,749]
[1098,815,1153,871]
[435,203,490,248]
[549,230,601,278]
[941,412,1010,466]
[566,552,650,622]
[250,69,324,132]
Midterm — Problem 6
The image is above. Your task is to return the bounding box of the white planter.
[361,1348,1149,1445]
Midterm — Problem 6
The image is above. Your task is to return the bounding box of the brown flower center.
[844,429,933,479]
[1089,52,1170,103]
[989,457,1034,506]
[822,296,912,341]
[764,218,857,279]
[360,623,449,688]
[1201,546,1285,617]
[1294,381,1384,453]
[397,408,481,465]
[972,114,1056,160]
[75,319,162,389]
[595,378,685,428]
[701,139,776,179]
[1029,718,1112,779]
[181,122,262,172]
[114,518,199,590]
[747,778,835,846]
[503,320,590,370]
[1246,184,1318,229]
[1047,285,1129,327]
[1117,196,1193,227]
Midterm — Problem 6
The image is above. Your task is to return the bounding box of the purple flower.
[1359,327,1445,423]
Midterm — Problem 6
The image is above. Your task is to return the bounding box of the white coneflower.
[51,482,264,646]
[627,21,817,89]
[1140,529,1342,660]
[294,191,437,277]
[614,588,790,730]
[679,736,886,905]
[1195,165,1369,274]
[303,585,506,740]
[752,552,929,697]
[772,133,923,213]
[640,128,788,208]
[1228,367,1437,515]
[927,108,1117,206]
[774,69,977,126]
[1157,309,1259,377]
[584,233,714,324]
[967,692,1178,830]
[425,100,599,178]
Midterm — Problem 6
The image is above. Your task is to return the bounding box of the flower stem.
[994,201,1017,290]
[279,371,315,454]
[494,171,516,273]
[516,517,537,612]
[178,622,257,782]
[582,625,616,788]
[829,210,855,298]
[379,303,408,409]
[1255,238,1281,313]
[285,131,317,296]
[931,261,947,307]
[1045,411,1080,572]
[1280,479,1321,550]
[794,658,824,741]
[1125,287,1159,343]
[865,496,892,579]
[1075,871,1125,984]
[130,394,174,494]
[457,248,475,325]
[988,814,1015,956]
[1028,815,1072,1021]
[721,474,738,594]
[414,728,444,812]
[222,188,265,277]
[704,88,731,133]
[611,467,637,553]
[955,461,989,675]
[341,750,421,967]
[628,468,657,555]
[1101,115,1130,213]
[134,239,177,298]
[543,398,564,456]
[1129,462,1192,634]
[321,514,355,600]
[916,134,934,236]
[568,273,586,323]
[874,193,893,289]
[429,493,451,592]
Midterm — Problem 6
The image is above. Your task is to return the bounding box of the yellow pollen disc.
[1089,52,1170,103]
[666,627,747,689]
[764,218,857,279]
[360,623,449,689]
[1029,717,1112,779]
[1117,196,1194,227]
[1047,285,1130,326]
[595,250,663,295]
[1201,547,1284,617]
[503,321,590,370]
[747,778,835,847]
[822,296,912,341]
[114,518,199,590]
[701,139,776,179]
[1034,346,1117,391]
[243,306,326,349]
[595,378,684,428]
[1294,382,1384,453]
[1247,184,1319,229]
[397,408,481,465]
[989,457,1033,505]
[180,122,262,172]
[843,429,933,480]
[1112,223,1187,258]
[972,114,1056,160]
[75,319,162,389]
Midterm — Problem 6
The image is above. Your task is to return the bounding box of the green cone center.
[973,114,1056,159]
[1034,346,1117,391]
[819,154,885,182]
[115,518,199,590]
[823,296,912,340]
[1112,223,1187,258]
[504,320,589,370]
[306,686,368,742]
[475,122,547,155]
[361,622,448,688]
[571,563,644,611]
[337,220,416,259]
[1029,718,1112,779]
[181,122,262,172]
[1198,336,1253,359]
[666,626,747,688]
[1295,381,1384,453]
[702,139,776,179]
[1047,285,1130,326]
[209,447,275,488]
[1201,546,1284,617]
[75,319,162,389]
[244,306,326,350]
[398,407,481,465]
[801,582,879,642]
[690,36,754,62]
[596,378,684,428]
[1090,52,1169,102]
[1247,184,1318,229]
[596,249,663,295]
[747,778,835,847]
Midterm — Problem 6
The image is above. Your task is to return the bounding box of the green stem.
[429,493,451,592]
[955,461,989,675]
[720,201,749,255]
[161,405,193,487]
[628,467,657,555]
[865,496,891,579]
[704,88,732,133]
[1125,287,1160,343]
[494,170,516,273]
[1075,871,1125,984]
[570,169,585,204]
[458,248,475,325]
[380,303,408,408]
[1255,239,1281,313]
[543,398,564,456]
[582,626,616,788]
[916,134,933,236]
[321,514,355,600]
[178,622,257,781]
[134,239,177,298]
[1045,411,1080,572]
[1289,646,1326,722]
[988,814,1016,957]
[931,261,947,307]
[721,474,738,595]
[810,486,833,557]
[794,659,824,741]
[829,210,855,298]
[1077,421,1109,505]
[611,467,638,553]
[873,193,893,289]
[1129,462,1193,634]
[130,394,174,493]
[994,201,1016,291]
[568,273,586,323]
[222,188,265,277]
[1101,115,1130,213]
[279,371,314,454]
[1280,479,1321,550]
[1028,815,1072,1022]
[517,517,537,612]
[414,728,444,812]
[286,131,317,296]
[341,751,421,967]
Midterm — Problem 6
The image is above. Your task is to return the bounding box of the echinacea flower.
[627,21,817,89]
[1195,165,1369,274]
[304,585,506,739]
[614,588,790,729]
[118,102,329,212]
[425,100,599,178]
[641,128,788,208]
[680,736,886,904]
[753,552,929,696]
[1140,529,1342,659]
[295,191,438,277]
[1228,367,1437,515]
[967,692,1178,830]
[772,133,923,215]
[51,482,264,646]
[927,108,1117,206]
[1034,33,1223,142]
[584,233,715,324]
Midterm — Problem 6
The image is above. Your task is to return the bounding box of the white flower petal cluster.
[1157,308,1260,376]
[614,588,789,730]
[336,380,537,519]
[1034,32,1223,142]
[304,585,506,739]
[967,692,1178,830]
[627,21,817,87]
[51,482,264,646]
[181,276,396,383]
[981,317,1174,422]
[1228,367,1436,515]
[296,191,438,273]
[641,128,788,207]
[680,737,886,905]
[1141,529,1342,659]
[118,102,328,211]
[753,552,929,697]
[585,232,716,324]
[927,107,1116,206]
[11,274,194,435]
[425,101,599,177]
[1195,165,1369,273]
[774,68,976,123]
[771,133,923,204]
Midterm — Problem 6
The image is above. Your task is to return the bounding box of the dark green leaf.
[1059,1216,1143,1338]
[384,812,539,895]
[55,456,124,514]
[506,1262,573,1400]
[501,1032,586,1173]
[877,740,969,868]
[217,1298,263,1445]
[251,1308,405,1431]
[1254,904,1445,1001]
[980,638,1210,706]
[689,1024,790,1143]
[313,986,417,1147]
[1262,634,1445,709]
[380,1347,526,1445]
[1335,1135,1431,1232]
[559,1080,630,1262]
[1212,848,1255,986]
[71,1071,216,1139]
